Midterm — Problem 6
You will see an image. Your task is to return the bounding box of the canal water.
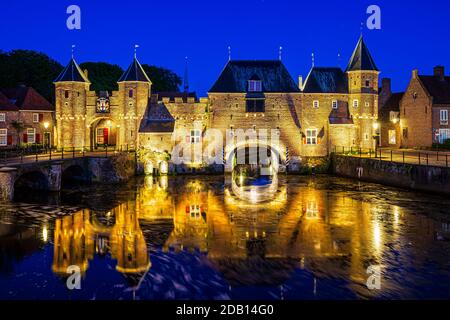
[1,175,450,300]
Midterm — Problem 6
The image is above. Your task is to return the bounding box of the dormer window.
[248,80,262,92]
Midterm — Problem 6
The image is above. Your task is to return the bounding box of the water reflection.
[1,175,450,299]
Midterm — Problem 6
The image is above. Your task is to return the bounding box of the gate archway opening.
[90,118,117,149]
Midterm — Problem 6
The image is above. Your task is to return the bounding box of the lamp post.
[373,122,380,156]
[43,121,50,148]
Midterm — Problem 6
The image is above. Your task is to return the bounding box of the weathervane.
[134,44,139,58]
[71,44,75,59]
[279,46,283,61]
[360,21,364,36]
[184,56,189,93]
[311,52,315,67]
[228,46,231,61]
[338,52,341,67]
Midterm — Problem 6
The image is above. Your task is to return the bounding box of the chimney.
[382,78,391,96]
[298,75,303,90]
[412,69,419,79]
[434,65,445,81]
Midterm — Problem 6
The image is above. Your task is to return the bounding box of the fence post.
[82,147,85,157]
[403,151,405,164]
[61,147,64,159]
[426,153,429,166]
[35,146,38,162]
[359,148,362,158]
[73,146,75,159]
[447,155,448,168]
[391,150,393,162]
[105,145,108,158]
[418,152,421,165]
[49,147,52,161]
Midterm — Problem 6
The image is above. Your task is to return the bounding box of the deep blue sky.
[1,0,449,95]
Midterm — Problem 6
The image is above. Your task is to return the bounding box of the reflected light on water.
[42,225,48,242]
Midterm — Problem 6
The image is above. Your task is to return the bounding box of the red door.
[103,128,109,145]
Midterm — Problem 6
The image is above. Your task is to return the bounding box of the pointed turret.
[54,58,90,83]
[346,36,378,72]
[118,57,151,83]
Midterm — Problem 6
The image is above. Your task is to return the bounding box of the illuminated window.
[306,129,318,145]
[313,100,319,108]
[27,128,35,144]
[389,130,396,145]
[248,80,262,92]
[332,100,338,109]
[306,201,319,219]
[0,129,7,146]
[190,129,201,144]
[353,100,359,108]
[189,205,201,219]
[0,113,5,122]
[33,113,39,123]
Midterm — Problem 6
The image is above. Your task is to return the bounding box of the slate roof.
[1,86,54,111]
[346,36,379,72]
[302,67,348,93]
[209,60,300,93]
[118,57,151,83]
[139,103,175,133]
[419,75,450,104]
[54,58,90,83]
[0,91,18,111]
[380,92,403,121]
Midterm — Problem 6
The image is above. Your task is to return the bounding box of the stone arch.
[62,164,88,185]
[88,117,118,149]
[14,170,50,193]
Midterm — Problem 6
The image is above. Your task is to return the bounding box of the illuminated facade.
[54,36,379,173]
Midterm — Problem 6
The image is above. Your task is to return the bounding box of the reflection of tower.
[52,210,93,275]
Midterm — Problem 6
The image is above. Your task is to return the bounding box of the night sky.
[1,0,449,95]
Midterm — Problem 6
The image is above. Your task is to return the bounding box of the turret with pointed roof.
[54,58,90,83]
[118,57,151,83]
[346,36,378,72]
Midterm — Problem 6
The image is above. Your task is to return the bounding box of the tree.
[141,64,182,92]
[0,50,63,103]
[11,120,25,147]
[79,62,124,93]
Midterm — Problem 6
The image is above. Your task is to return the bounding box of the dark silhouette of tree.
[0,50,63,103]
[79,62,123,93]
[141,64,182,92]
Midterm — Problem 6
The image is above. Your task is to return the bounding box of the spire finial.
[184,56,189,93]
[360,22,364,37]
[279,46,283,61]
[71,44,76,59]
[134,44,139,59]
[228,46,231,61]
[311,52,315,67]
[337,52,341,68]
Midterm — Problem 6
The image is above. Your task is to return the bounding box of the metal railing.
[0,145,137,165]
[334,146,450,168]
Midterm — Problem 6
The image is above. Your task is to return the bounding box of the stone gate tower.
[346,36,380,149]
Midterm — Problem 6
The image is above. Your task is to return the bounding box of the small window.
[246,99,265,112]
[0,129,7,146]
[190,129,201,144]
[0,113,5,122]
[332,100,338,109]
[33,113,39,123]
[365,80,370,87]
[353,100,359,108]
[403,128,408,139]
[313,100,319,108]
[364,133,369,141]
[248,80,262,92]
[27,128,35,144]
[440,109,448,125]
[64,90,69,98]
[306,129,318,145]
[129,90,133,98]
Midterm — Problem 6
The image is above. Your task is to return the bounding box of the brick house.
[400,66,450,148]
[0,85,55,148]
[378,78,403,148]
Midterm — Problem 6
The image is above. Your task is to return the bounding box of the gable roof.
[346,36,379,72]
[302,67,348,93]
[118,57,151,83]
[1,86,54,111]
[54,58,90,83]
[0,91,19,111]
[209,60,300,93]
[418,75,450,104]
[139,103,175,133]
[380,92,403,121]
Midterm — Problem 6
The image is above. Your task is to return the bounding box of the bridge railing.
[0,145,137,165]
[333,146,450,168]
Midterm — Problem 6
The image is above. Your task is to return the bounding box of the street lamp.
[373,122,380,155]
[42,121,50,148]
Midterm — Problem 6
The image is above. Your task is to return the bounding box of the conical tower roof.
[346,36,378,72]
[54,58,90,83]
[118,57,151,83]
